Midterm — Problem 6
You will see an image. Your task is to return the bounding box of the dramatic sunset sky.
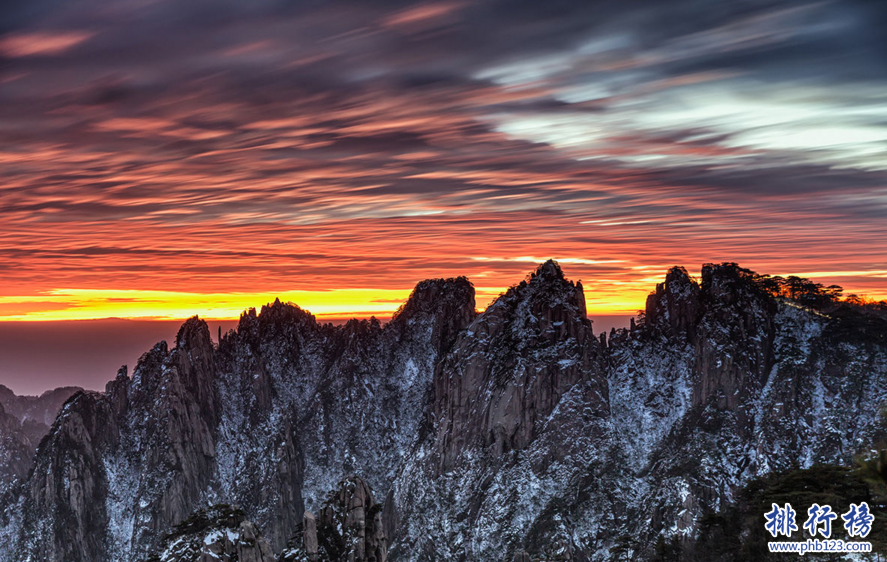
[1,0,886,392]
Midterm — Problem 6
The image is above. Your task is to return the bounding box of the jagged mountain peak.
[134,340,170,376]
[219,278,474,354]
[427,261,605,476]
[232,299,319,340]
[525,258,572,290]
[341,316,384,337]
[126,340,173,401]
[700,262,771,301]
[484,259,587,322]
[105,366,130,416]
[642,262,796,341]
[40,390,118,458]
[531,258,565,280]
[644,265,701,339]
[219,300,324,361]
[258,298,317,324]
[175,315,211,349]
[172,318,214,364]
[387,276,476,357]
[664,264,694,285]
[52,388,100,423]
[701,261,753,280]
[448,262,593,366]
[392,276,474,322]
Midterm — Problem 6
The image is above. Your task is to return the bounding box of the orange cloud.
[1,7,885,323]
[0,31,93,57]
[383,2,464,28]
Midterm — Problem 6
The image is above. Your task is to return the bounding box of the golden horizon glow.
[0,288,414,322]
[0,286,597,321]
[2,265,884,323]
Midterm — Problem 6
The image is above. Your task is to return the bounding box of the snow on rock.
[145,504,275,562]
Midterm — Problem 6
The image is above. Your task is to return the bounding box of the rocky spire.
[302,511,319,561]
[388,276,476,356]
[173,316,220,425]
[644,266,701,341]
[692,263,777,412]
[280,476,387,562]
[431,258,606,471]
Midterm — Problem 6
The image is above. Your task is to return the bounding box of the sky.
[0,0,886,391]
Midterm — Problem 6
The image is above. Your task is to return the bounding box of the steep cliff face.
[392,260,613,561]
[692,263,777,415]
[644,266,700,342]
[391,261,887,560]
[211,277,474,550]
[105,319,221,561]
[0,386,83,561]
[15,319,221,562]
[1,261,885,562]
[432,260,606,469]
[610,266,698,473]
[19,390,119,562]
[611,263,887,558]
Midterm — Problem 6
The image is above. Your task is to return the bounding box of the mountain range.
[0,260,885,561]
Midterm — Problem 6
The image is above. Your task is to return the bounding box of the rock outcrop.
[432,260,607,470]
[145,505,275,562]
[644,266,700,341]
[14,320,226,562]
[212,277,474,551]
[609,262,887,558]
[281,476,387,562]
